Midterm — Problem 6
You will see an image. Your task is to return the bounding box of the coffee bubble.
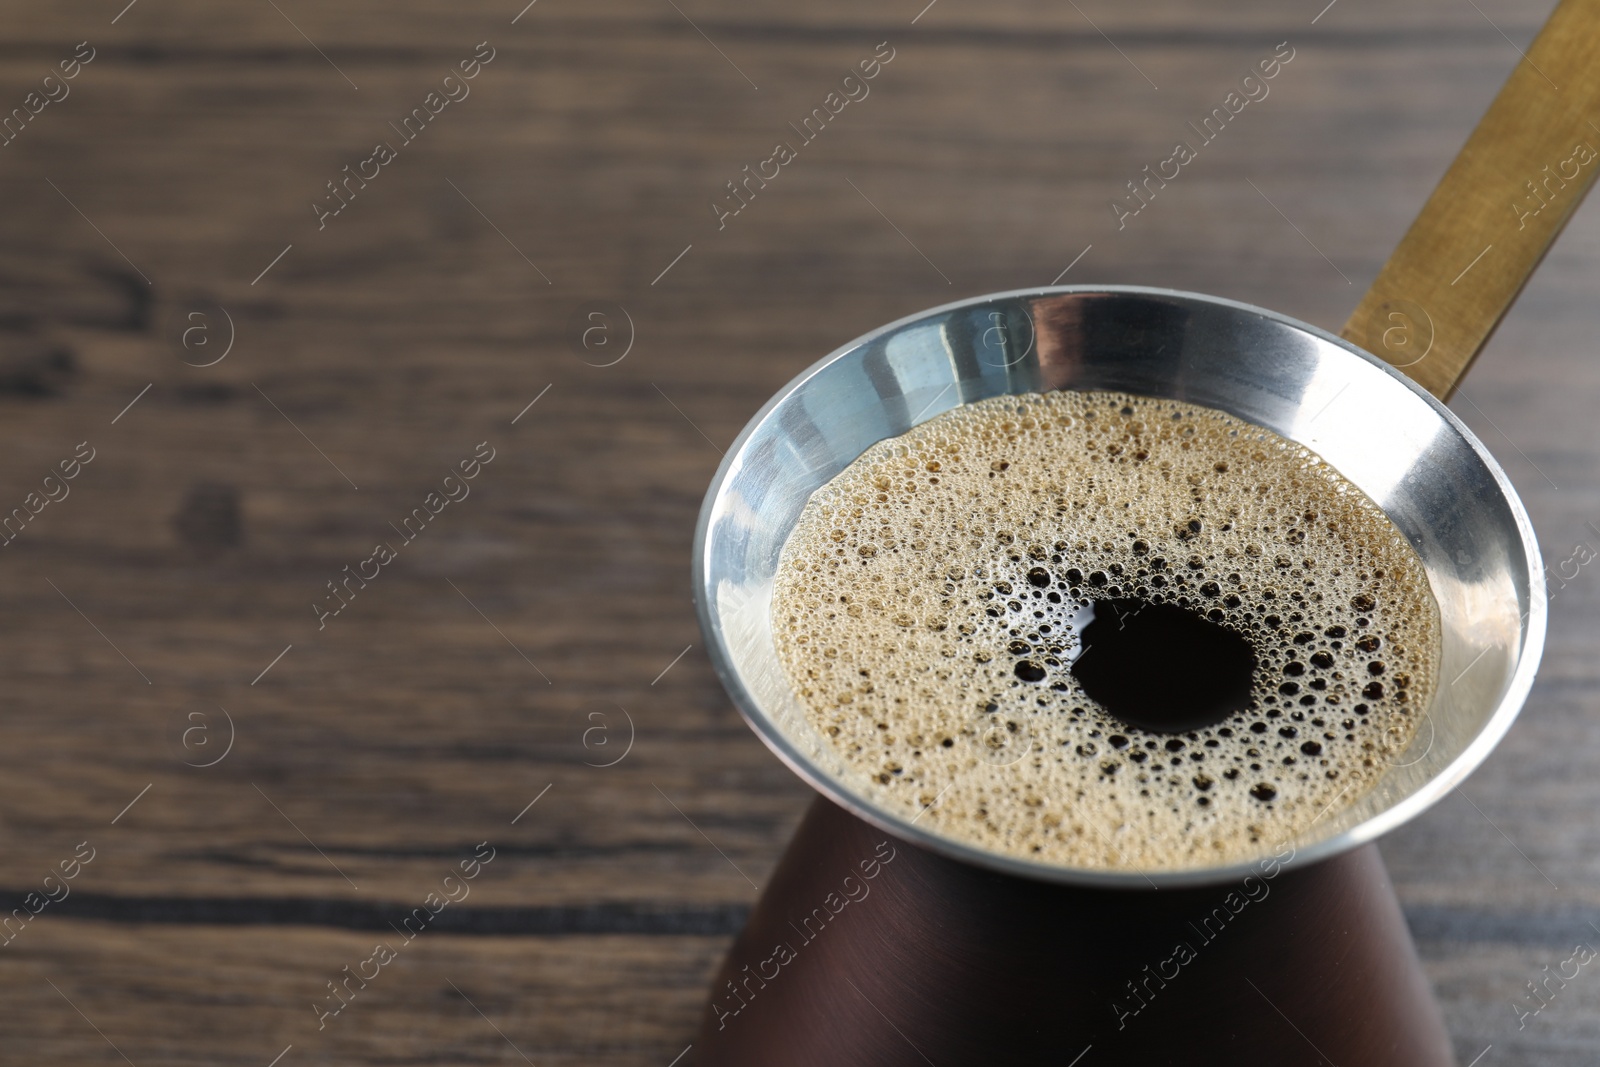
[771,391,1441,871]
[965,709,1035,767]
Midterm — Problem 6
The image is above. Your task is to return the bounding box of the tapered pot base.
[696,796,1455,1066]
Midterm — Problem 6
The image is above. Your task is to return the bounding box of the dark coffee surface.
[1070,598,1258,734]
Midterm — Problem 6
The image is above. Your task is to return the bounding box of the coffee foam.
[770,390,1440,871]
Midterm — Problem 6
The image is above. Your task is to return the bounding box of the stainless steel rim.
[693,285,1546,889]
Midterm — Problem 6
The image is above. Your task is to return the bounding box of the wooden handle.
[1342,0,1600,400]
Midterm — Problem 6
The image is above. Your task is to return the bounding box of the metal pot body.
[695,795,1455,1067]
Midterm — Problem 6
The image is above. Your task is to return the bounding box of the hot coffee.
[770,390,1440,871]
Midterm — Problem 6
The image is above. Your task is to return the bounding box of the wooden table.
[1,0,1596,1063]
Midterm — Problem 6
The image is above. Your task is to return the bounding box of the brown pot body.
[696,795,1455,1067]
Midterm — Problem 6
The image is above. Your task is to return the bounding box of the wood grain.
[0,0,1595,1065]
